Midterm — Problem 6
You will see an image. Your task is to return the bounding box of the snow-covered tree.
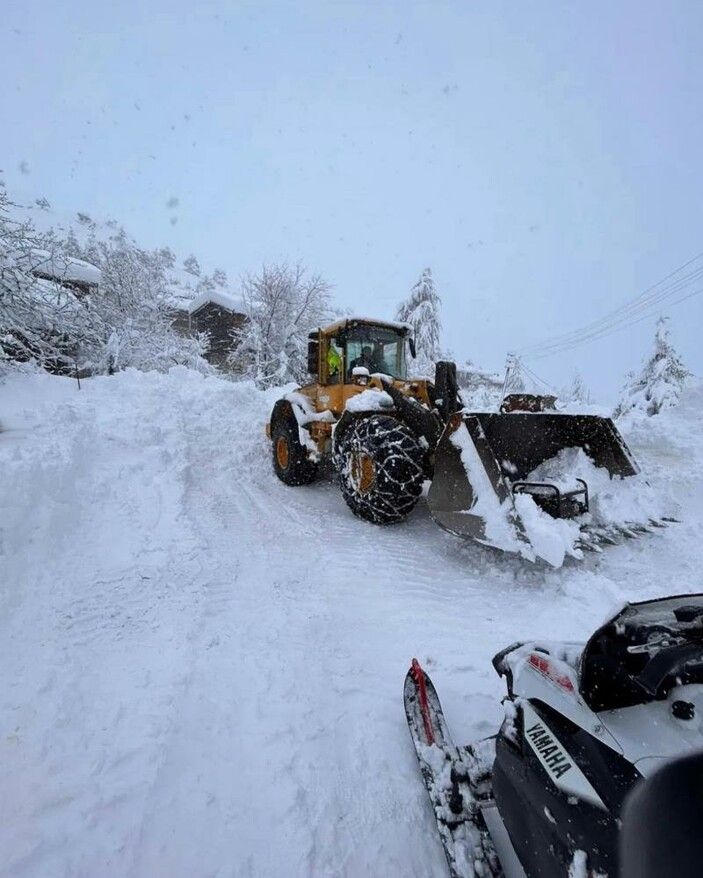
[183,254,201,276]
[567,370,590,405]
[212,267,227,287]
[396,268,442,377]
[0,187,94,373]
[457,359,504,409]
[502,354,526,394]
[614,317,691,418]
[0,183,211,376]
[67,229,212,374]
[229,262,332,387]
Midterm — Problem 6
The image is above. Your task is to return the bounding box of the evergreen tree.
[502,354,526,394]
[614,317,690,417]
[569,370,590,404]
[395,268,442,377]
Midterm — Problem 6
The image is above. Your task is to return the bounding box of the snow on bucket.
[427,411,655,567]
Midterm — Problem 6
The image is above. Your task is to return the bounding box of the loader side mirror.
[307,339,319,376]
[434,361,460,422]
[409,337,417,359]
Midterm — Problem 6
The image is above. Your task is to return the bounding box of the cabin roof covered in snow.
[31,250,102,286]
[187,290,246,315]
[321,316,412,335]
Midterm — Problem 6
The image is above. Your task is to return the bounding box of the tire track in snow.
[123,385,458,876]
[3,371,700,878]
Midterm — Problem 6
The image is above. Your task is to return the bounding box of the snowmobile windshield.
[343,325,408,380]
[580,594,703,711]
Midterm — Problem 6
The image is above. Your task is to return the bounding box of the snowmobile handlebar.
[634,640,703,697]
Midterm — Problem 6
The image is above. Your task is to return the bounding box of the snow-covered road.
[1,369,702,877]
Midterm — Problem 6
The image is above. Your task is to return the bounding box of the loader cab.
[309,319,412,386]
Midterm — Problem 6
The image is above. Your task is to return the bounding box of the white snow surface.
[333,315,412,332]
[1,369,702,877]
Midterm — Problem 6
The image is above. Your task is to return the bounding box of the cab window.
[326,338,343,384]
[344,327,407,380]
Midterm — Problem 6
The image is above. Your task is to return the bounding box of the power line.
[531,271,703,356]
[516,252,703,359]
[501,354,558,395]
[519,256,703,355]
[520,361,557,392]
[520,268,703,357]
[528,283,703,360]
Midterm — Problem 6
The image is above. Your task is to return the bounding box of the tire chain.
[337,415,425,524]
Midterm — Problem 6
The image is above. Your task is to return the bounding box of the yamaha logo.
[521,702,606,810]
[525,720,573,779]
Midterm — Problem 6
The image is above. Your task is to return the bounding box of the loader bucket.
[427,413,640,563]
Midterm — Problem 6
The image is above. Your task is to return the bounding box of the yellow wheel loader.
[266,318,650,564]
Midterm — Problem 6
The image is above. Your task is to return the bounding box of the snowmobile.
[404,593,703,877]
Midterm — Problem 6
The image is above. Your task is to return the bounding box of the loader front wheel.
[337,415,425,524]
[271,416,318,486]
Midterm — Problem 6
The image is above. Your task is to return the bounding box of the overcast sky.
[2,0,702,399]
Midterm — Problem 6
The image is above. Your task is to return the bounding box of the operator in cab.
[350,344,384,375]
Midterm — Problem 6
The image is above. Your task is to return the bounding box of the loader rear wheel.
[337,415,425,524]
[272,416,318,486]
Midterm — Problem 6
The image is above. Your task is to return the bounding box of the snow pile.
[30,249,102,286]
[345,388,394,412]
[457,361,504,411]
[528,447,664,530]
[513,493,583,568]
[506,443,668,567]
